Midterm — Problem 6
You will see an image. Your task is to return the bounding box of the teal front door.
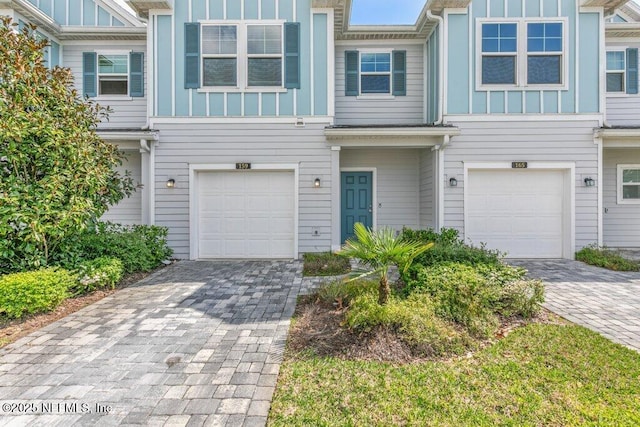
[341,172,373,243]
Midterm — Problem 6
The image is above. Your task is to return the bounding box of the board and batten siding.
[603,148,640,247]
[605,41,640,126]
[340,149,421,232]
[426,26,440,124]
[153,0,330,118]
[446,0,600,115]
[153,122,332,258]
[419,148,436,229]
[101,151,143,225]
[334,43,424,125]
[63,43,148,129]
[442,119,600,249]
[26,0,126,26]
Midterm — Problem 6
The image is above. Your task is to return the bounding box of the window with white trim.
[606,51,626,93]
[202,25,237,86]
[478,19,567,89]
[247,25,282,86]
[360,52,392,94]
[618,165,640,204]
[98,54,128,95]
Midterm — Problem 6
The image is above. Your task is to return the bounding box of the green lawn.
[269,324,640,426]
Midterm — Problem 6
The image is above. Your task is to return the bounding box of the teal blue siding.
[40,0,52,17]
[209,0,224,19]
[50,41,60,68]
[525,0,540,17]
[98,6,110,26]
[279,0,294,22]
[489,0,503,18]
[262,93,277,116]
[245,93,259,116]
[612,15,627,23]
[279,91,294,115]
[313,13,328,116]
[113,18,124,27]
[448,14,469,114]
[426,25,439,123]
[157,16,173,116]
[192,2,207,116]
[507,0,521,18]
[490,92,504,114]
[296,0,311,115]
[245,0,259,19]
[174,4,188,116]
[227,93,242,116]
[543,0,558,17]
[210,93,225,116]
[83,0,95,25]
[526,92,541,113]
[227,0,242,20]
[262,0,276,20]
[193,0,206,21]
[69,0,81,25]
[578,13,599,113]
[543,91,559,113]
[473,92,487,114]
[507,91,523,113]
[561,0,576,113]
[54,1,66,24]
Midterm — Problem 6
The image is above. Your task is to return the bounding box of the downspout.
[426,10,444,125]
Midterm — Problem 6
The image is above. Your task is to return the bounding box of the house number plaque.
[236,163,251,170]
[512,162,528,169]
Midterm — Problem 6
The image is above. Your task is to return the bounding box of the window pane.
[98,55,127,74]
[99,76,128,95]
[482,56,516,84]
[202,25,237,55]
[361,75,390,93]
[607,51,625,71]
[623,185,640,199]
[482,23,498,38]
[623,169,640,183]
[203,58,237,86]
[545,23,562,37]
[527,23,562,52]
[499,23,517,38]
[247,25,282,55]
[482,23,517,53]
[528,55,561,84]
[482,39,499,53]
[361,53,390,72]
[607,73,624,92]
[528,23,544,38]
[527,38,544,52]
[248,58,282,86]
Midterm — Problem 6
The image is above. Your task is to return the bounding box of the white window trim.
[95,49,131,99]
[200,24,239,88]
[617,164,640,205]
[357,48,394,97]
[606,48,627,96]
[198,20,285,92]
[475,17,569,92]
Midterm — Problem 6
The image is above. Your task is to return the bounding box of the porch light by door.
[166,178,176,188]
[314,178,321,188]
[449,177,458,187]
[584,177,595,187]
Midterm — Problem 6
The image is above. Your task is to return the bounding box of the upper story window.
[606,48,638,95]
[477,19,567,90]
[187,21,297,91]
[98,54,128,95]
[618,165,640,204]
[344,50,406,97]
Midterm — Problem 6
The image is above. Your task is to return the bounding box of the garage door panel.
[467,170,566,258]
[197,170,295,258]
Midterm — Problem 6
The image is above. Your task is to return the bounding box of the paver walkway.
[0,260,320,426]
[509,259,640,352]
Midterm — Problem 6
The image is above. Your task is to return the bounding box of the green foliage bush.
[316,279,378,306]
[496,280,545,318]
[70,257,124,297]
[303,252,351,276]
[0,268,74,318]
[575,245,639,272]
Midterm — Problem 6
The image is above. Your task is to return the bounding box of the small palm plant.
[338,223,433,305]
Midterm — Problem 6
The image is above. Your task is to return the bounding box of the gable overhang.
[125,0,172,19]
[596,128,640,147]
[581,0,632,14]
[325,126,460,148]
[606,22,640,38]
[59,26,146,40]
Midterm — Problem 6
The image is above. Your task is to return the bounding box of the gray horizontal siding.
[63,43,148,130]
[442,120,600,250]
[605,41,640,126]
[101,150,142,225]
[419,149,436,229]
[335,43,424,125]
[152,122,332,259]
[603,148,640,247]
[340,149,420,232]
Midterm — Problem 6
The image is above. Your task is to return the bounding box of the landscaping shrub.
[0,268,74,318]
[70,257,124,297]
[575,245,639,272]
[303,252,351,276]
[496,280,545,318]
[316,279,378,306]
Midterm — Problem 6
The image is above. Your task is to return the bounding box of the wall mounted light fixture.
[449,177,458,187]
[314,178,321,188]
[584,177,595,187]
[166,178,176,188]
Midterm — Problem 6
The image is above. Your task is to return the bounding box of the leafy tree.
[339,223,433,305]
[0,18,134,273]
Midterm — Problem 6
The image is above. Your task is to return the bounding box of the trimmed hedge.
[0,268,74,319]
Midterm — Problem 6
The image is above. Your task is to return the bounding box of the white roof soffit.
[10,0,61,35]
[325,126,461,147]
[98,0,145,27]
[125,0,172,19]
[59,26,146,40]
[581,0,632,14]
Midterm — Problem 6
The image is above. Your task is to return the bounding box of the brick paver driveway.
[0,260,317,426]
[509,259,640,352]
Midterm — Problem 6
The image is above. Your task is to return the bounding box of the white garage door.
[466,169,565,258]
[197,170,295,258]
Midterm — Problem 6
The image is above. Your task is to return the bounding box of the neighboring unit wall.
[101,150,143,225]
[64,42,148,129]
[152,0,331,118]
[340,149,420,231]
[335,43,424,125]
[152,122,332,258]
[603,148,640,247]
[605,40,640,126]
[419,148,436,229]
[426,25,440,124]
[442,119,600,249]
[26,0,127,26]
[446,0,600,115]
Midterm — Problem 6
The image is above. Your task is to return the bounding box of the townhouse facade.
[3,0,639,259]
